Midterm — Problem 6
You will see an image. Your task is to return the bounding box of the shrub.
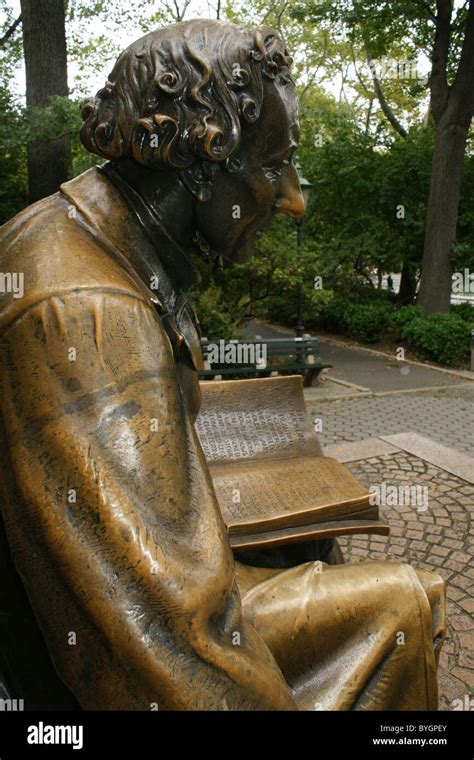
[390,305,424,338]
[319,296,351,332]
[305,288,335,325]
[344,302,392,344]
[262,287,336,328]
[263,291,298,325]
[452,302,474,325]
[335,281,396,305]
[189,286,238,340]
[402,313,470,366]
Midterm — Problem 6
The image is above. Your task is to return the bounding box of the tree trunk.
[397,260,417,306]
[417,118,469,314]
[417,0,474,314]
[20,0,70,202]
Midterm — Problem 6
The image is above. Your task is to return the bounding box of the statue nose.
[275,166,305,219]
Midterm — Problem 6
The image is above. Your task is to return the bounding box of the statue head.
[81,19,304,262]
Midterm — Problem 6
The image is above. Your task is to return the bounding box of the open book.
[195,375,389,550]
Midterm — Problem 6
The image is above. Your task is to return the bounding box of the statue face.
[193,80,304,263]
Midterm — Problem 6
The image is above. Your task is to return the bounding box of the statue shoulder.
[0,182,151,331]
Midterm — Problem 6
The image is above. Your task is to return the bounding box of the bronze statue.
[0,19,445,710]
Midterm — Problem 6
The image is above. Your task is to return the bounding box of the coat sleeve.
[0,289,296,710]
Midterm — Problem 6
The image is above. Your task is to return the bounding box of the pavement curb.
[325,432,474,485]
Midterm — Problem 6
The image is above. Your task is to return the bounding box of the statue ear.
[180,161,218,203]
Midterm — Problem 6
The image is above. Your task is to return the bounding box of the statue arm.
[1,289,296,710]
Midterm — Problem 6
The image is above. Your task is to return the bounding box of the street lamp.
[294,161,313,338]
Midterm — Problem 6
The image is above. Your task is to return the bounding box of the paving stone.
[447,588,468,602]
[444,560,469,573]
[304,382,474,709]
[454,576,474,591]
[442,539,465,550]
[449,615,474,632]
[458,632,474,650]
[450,551,472,564]
[307,386,474,456]
[437,672,470,709]
[458,599,474,614]
[335,449,474,710]
[431,546,450,557]
[458,651,474,669]
[450,667,474,688]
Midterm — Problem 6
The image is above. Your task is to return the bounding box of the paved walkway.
[342,451,473,710]
[244,317,471,391]
[245,318,474,710]
[312,340,466,392]
[308,386,474,455]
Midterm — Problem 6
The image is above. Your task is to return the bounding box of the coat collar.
[60,164,201,302]
[60,166,203,372]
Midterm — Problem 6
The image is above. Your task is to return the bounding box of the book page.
[196,375,323,464]
[209,456,373,534]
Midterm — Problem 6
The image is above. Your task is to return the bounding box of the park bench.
[199,335,332,387]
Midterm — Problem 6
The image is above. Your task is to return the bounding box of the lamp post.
[295,161,313,338]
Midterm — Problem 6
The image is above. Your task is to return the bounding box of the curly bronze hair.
[80,19,294,171]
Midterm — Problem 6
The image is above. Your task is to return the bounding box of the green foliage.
[311,294,472,365]
[190,215,310,331]
[24,96,99,178]
[451,303,474,325]
[1,0,474,350]
[307,291,392,343]
[333,280,395,304]
[188,285,239,341]
[402,314,471,366]
[318,296,351,332]
[0,86,28,224]
[0,90,100,223]
[297,116,436,287]
[344,302,392,343]
[389,304,424,337]
[453,138,474,275]
[305,288,335,321]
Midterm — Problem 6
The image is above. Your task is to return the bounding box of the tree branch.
[365,97,374,134]
[259,2,280,26]
[164,0,191,22]
[361,32,408,138]
[0,15,21,46]
[300,32,329,98]
[429,0,452,123]
[275,2,288,43]
[450,0,474,124]
[351,42,371,96]
[406,0,437,24]
[370,71,408,137]
[356,19,408,138]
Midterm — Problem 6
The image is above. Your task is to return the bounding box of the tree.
[20,0,71,201]
[417,0,474,313]
[292,0,474,314]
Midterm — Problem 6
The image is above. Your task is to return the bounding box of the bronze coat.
[0,168,445,710]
